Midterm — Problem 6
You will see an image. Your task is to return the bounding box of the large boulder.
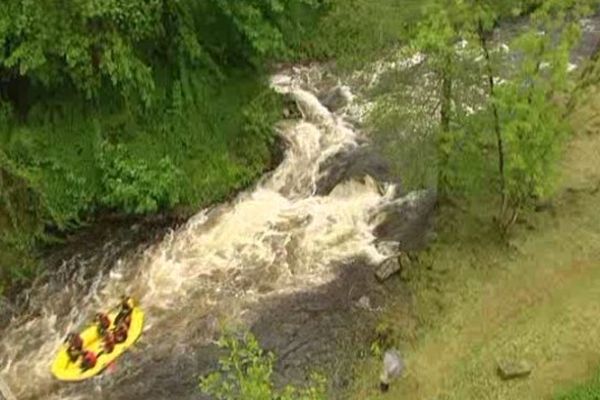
[374,257,401,282]
[374,253,413,282]
[282,95,302,120]
[373,189,437,252]
[497,359,533,380]
[315,145,397,196]
[320,85,354,112]
[380,349,405,392]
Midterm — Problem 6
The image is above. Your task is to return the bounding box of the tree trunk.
[437,55,453,198]
[477,19,507,216]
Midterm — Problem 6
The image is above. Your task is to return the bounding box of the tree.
[374,0,594,233]
[473,4,506,210]
[0,0,321,114]
[199,332,326,400]
[0,0,162,106]
[411,0,470,197]
[490,0,585,231]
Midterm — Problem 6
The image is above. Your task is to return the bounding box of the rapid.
[0,66,422,400]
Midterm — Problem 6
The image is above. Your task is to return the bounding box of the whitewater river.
[0,65,425,400]
[1,13,598,400]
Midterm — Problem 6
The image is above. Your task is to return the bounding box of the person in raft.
[94,312,111,337]
[73,295,136,371]
[65,333,84,362]
[114,295,134,328]
[103,330,116,354]
[80,350,102,371]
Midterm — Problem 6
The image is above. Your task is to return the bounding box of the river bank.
[348,78,600,400]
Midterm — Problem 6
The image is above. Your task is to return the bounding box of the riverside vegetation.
[0,0,425,293]
[2,0,600,399]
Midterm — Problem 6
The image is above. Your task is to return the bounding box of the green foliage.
[0,157,43,292]
[494,79,567,210]
[0,0,160,101]
[369,320,401,358]
[237,88,282,173]
[302,0,430,69]
[200,332,327,400]
[490,0,584,226]
[0,231,40,281]
[554,368,600,399]
[98,143,182,214]
[0,68,282,292]
[0,0,433,294]
[0,0,322,101]
[371,0,592,231]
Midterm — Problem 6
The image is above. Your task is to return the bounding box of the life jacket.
[96,313,111,336]
[67,347,82,362]
[114,325,128,344]
[96,313,111,329]
[115,310,132,328]
[103,332,116,353]
[67,333,83,350]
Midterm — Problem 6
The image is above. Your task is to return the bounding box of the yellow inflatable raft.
[51,306,144,381]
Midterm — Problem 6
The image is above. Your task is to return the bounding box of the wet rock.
[380,349,404,392]
[282,96,301,119]
[375,241,400,258]
[375,257,401,282]
[497,359,533,380]
[356,295,372,310]
[252,262,383,391]
[320,85,353,112]
[315,145,396,196]
[373,189,437,251]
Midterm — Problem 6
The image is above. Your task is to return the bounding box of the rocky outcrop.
[497,359,533,380]
[282,95,302,119]
[315,145,396,196]
[251,262,388,392]
[373,189,437,251]
[380,349,405,392]
[374,257,401,281]
[374,253,413,282]
[320,85,354,112]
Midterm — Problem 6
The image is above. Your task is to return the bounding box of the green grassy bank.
[348,82,600,399]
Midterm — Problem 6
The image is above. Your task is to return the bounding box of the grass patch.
[555,369,600,399]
